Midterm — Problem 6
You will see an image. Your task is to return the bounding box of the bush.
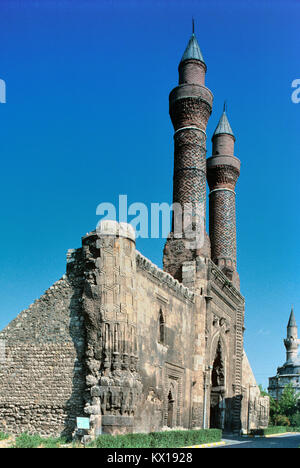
[263,426,289,435]
[274,414,290,427]
[290,413,300,428]
[250,425,300,436]
[91,429,222,448]
[289,426,300,433]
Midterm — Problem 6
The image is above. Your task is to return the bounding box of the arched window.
[159,309,165,344]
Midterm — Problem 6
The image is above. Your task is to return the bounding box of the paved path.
[219,433,300,448]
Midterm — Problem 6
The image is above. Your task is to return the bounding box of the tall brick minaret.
[207,104,241,289]
[163,27,213,281]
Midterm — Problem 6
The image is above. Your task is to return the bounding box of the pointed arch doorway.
[167,389,175,428]
[210,339,226,429]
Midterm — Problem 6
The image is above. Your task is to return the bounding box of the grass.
[1,428,222,449]
[88,429,222,448]
[13,433,68,449]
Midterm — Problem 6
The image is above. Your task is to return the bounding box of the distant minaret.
[207,104,241,289]
[284,307,300,363]
[163,23,213,281]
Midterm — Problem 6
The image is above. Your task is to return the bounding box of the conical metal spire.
[213,103,235,138]
[288,306,297,328]
[180,21,205,64]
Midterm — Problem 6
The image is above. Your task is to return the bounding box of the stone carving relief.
[81,227,142,438]
[212,314,230,334]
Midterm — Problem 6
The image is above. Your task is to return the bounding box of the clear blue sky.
[0,0,299,389]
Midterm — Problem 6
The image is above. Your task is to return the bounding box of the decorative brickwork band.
[209,190,237,270]
[173,128,207,209]
[174,126,206,136]
[209,188,236,195]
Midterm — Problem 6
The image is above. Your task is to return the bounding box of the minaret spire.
[284,306,300,363]
[180,24,205,67]
[213,103,235,139]
[288,305,296,327]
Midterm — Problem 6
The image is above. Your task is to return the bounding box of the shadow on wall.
[209,394,242,433]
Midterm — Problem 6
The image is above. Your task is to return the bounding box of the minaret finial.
[212,103,234,138]
[192,18,195,35]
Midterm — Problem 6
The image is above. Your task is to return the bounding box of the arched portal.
[210,339,226,429]
[167,390,175,428]
[159,309,165,344]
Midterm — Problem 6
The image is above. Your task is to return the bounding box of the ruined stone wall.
[241,351,269,432]
[134,252,195,433]
[0,263,86,437]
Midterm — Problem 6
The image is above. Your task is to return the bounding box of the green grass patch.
[0,432,9,441]
[89,429,222,448]
[13,433,67,449]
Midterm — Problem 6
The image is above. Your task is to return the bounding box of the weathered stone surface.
[242,352,269,431]
[0,273,86,437]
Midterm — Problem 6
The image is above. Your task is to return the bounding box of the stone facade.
[268,308,300,400]
[0,30,269,438]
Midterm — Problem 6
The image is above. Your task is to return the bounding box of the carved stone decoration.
[81,222,142,439]
[163,363,184,428]
[212,314,219,326]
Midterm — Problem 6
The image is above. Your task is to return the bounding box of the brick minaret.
[163,28,213,281]
[207,104,240,289]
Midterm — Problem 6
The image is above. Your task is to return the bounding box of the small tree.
[278,383,299,418]
[258,384,269,397]
[269,395,280,425]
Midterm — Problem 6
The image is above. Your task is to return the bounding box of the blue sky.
[0,0,299,389]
